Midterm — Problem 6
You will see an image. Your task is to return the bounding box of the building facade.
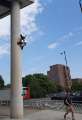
[47,64,72,90]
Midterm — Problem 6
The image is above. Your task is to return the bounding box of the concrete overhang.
[0,0,34,19]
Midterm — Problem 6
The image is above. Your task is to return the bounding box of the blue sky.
[0,0,82,84]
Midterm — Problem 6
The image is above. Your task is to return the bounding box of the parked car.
[51,92,82,103]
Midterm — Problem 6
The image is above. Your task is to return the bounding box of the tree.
[5,84,11,88]
[55,84,63,92]
[22,73,56,98]
[0,75,4,89]
[71,81,82,92]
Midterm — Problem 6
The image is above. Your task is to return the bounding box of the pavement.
[1,110,82,120]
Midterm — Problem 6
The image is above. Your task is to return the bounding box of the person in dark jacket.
[64,92,75,120]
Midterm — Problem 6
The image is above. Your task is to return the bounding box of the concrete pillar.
[10,1,23,119]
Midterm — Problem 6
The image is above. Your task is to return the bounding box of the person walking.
[64,91,75,120]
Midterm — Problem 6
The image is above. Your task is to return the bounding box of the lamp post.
[63,51,68,67]
[79,0,82,12]
[60,50,68,68]
[60,50,71,91]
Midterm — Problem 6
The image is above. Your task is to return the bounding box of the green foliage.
[5,84,11,88]
[0,75,4,89]
[22,73,82,98]
[22,73,56,98]
[71,81,82,92]
[55,84,63,92]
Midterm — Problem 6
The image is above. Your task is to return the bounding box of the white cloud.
[75,41,82,46]
[0,43,10,56]
[33,56,44,61]
[48,31,74,50]
[47,0,53,3]
[21,0,43,36]
[0,0,43,39]
[48,42,58,49]
[0,16,10,37]
[68,32,73,37]
[58,32,74,42]
[0,0,44,57]
[58,26,82,43]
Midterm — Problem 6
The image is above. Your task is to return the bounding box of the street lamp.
[17,34,27,50]
[60,50,71,91]
[60,50,68,67]
[79,0,82,12]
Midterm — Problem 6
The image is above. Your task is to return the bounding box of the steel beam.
[0,0,11,8]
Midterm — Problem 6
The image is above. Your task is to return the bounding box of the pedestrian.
[64,91,75,120]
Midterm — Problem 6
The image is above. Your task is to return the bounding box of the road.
[0,99,82,119]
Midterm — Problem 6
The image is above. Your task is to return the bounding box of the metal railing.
[0,99,82,113]
[24,99,82,113]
